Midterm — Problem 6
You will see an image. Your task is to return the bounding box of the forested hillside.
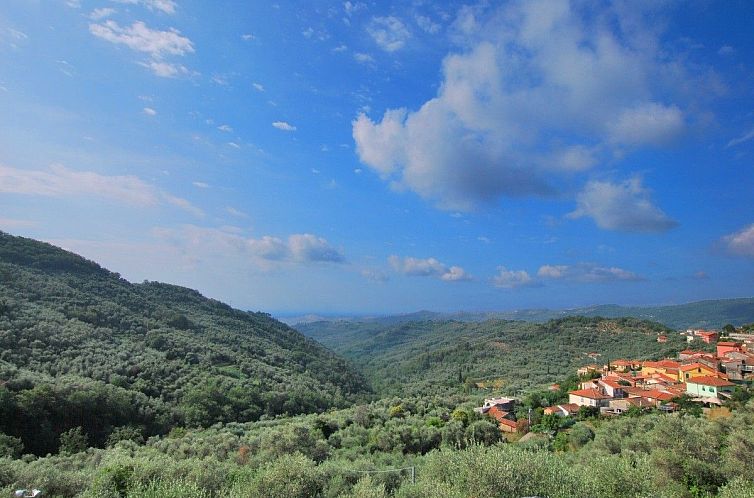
[0,232,370,455]
[297,317,686,395]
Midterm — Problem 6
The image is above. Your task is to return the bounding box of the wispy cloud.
[111,0,177,15]
[367,16,411,52]
[272,121,296,131]
[0,163,202,217]
[89,20,193,77]
[726,128,754,148]
[537,263,644,283]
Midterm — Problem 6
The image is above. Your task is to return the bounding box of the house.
[638,389,676,407]
[577,364,602,377]
[598,378,626,398]
[685,376,735,399]
[679,362,718,383]
[543,403,580,417]
[645,372,678,387]
[695,330,719,343]
[568,388,612,408]
[476,397,516,414]
[610,359,634,373]
[609,397,655,414]
[717,342,744,357]
[487,405,518,433]
[657,335,668,343]
[641,360,681,377]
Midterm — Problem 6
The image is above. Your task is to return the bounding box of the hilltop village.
[477,328,754,436]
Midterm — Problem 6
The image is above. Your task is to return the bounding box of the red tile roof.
[680,363,712,372]
[687,376,735,387]
[569,388,612,399]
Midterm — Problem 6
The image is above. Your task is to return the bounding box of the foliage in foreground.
[1,398,753,497]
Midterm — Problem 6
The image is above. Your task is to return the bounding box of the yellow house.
[679,362,718,383]
[641,360,681,377]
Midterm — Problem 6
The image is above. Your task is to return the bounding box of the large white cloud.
[353,1,691,211]
[568,177,677,232]
[723,224,754,257]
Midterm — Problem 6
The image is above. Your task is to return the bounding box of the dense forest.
[297,317,687,395]
[0,232,370,456]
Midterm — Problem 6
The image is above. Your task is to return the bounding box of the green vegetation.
[0,232,370,456]
[297,316,685,395]
[2,231,754,496]
[1,396,753,497]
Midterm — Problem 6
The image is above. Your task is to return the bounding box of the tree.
[59,426,88,454]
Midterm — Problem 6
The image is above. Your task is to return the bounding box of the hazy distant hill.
[0,231,369,455]
[286,298,754,330]
[297,316,687,396]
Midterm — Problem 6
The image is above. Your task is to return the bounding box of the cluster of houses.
[566,339,753,415]
[476,334,753,433]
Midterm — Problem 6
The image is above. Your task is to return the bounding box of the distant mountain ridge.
[284,298,754,330]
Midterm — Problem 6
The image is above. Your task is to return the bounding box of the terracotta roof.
[680,363,712,372]
[498,418,517,429]
[569,388,612,399]
[599,378,624,389]
[642,389,675,401]
[688,376,735,387]
[718,342,740,347]
[559,403,580,413]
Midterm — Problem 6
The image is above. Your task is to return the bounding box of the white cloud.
[607,102,684,146]
[389,255,470,282]
[353,2,694,211]
[153,226,345,267]
[289,234,345,263]
[252,82,265,92]
[333,44,348,52]
[367,16,410,52]
[272,121,296,131]
[89,7,116,20]
[226,206,247,218]
[726,128,754,148]
[90,20,193,77]
[111,0,177,15]
[217,124,233,132]
[353,52,375,64]
[537,263,643,282]
[241,33,255,41]
[143,107,157,116]
[192,181,209,188]
[568,177,677,232]
[227,142,241,149]
[723,224,754,257]
[415,15,441,34]
[492,267,533,289]
[0,163,201,216]
[90,20,193,58]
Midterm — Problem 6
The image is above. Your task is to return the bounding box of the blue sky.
[1,0,753,315]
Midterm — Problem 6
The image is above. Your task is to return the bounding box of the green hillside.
[0,232,370,455]
[297,316,687,395]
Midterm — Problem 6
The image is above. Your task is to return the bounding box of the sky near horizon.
[1,0,753,315]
